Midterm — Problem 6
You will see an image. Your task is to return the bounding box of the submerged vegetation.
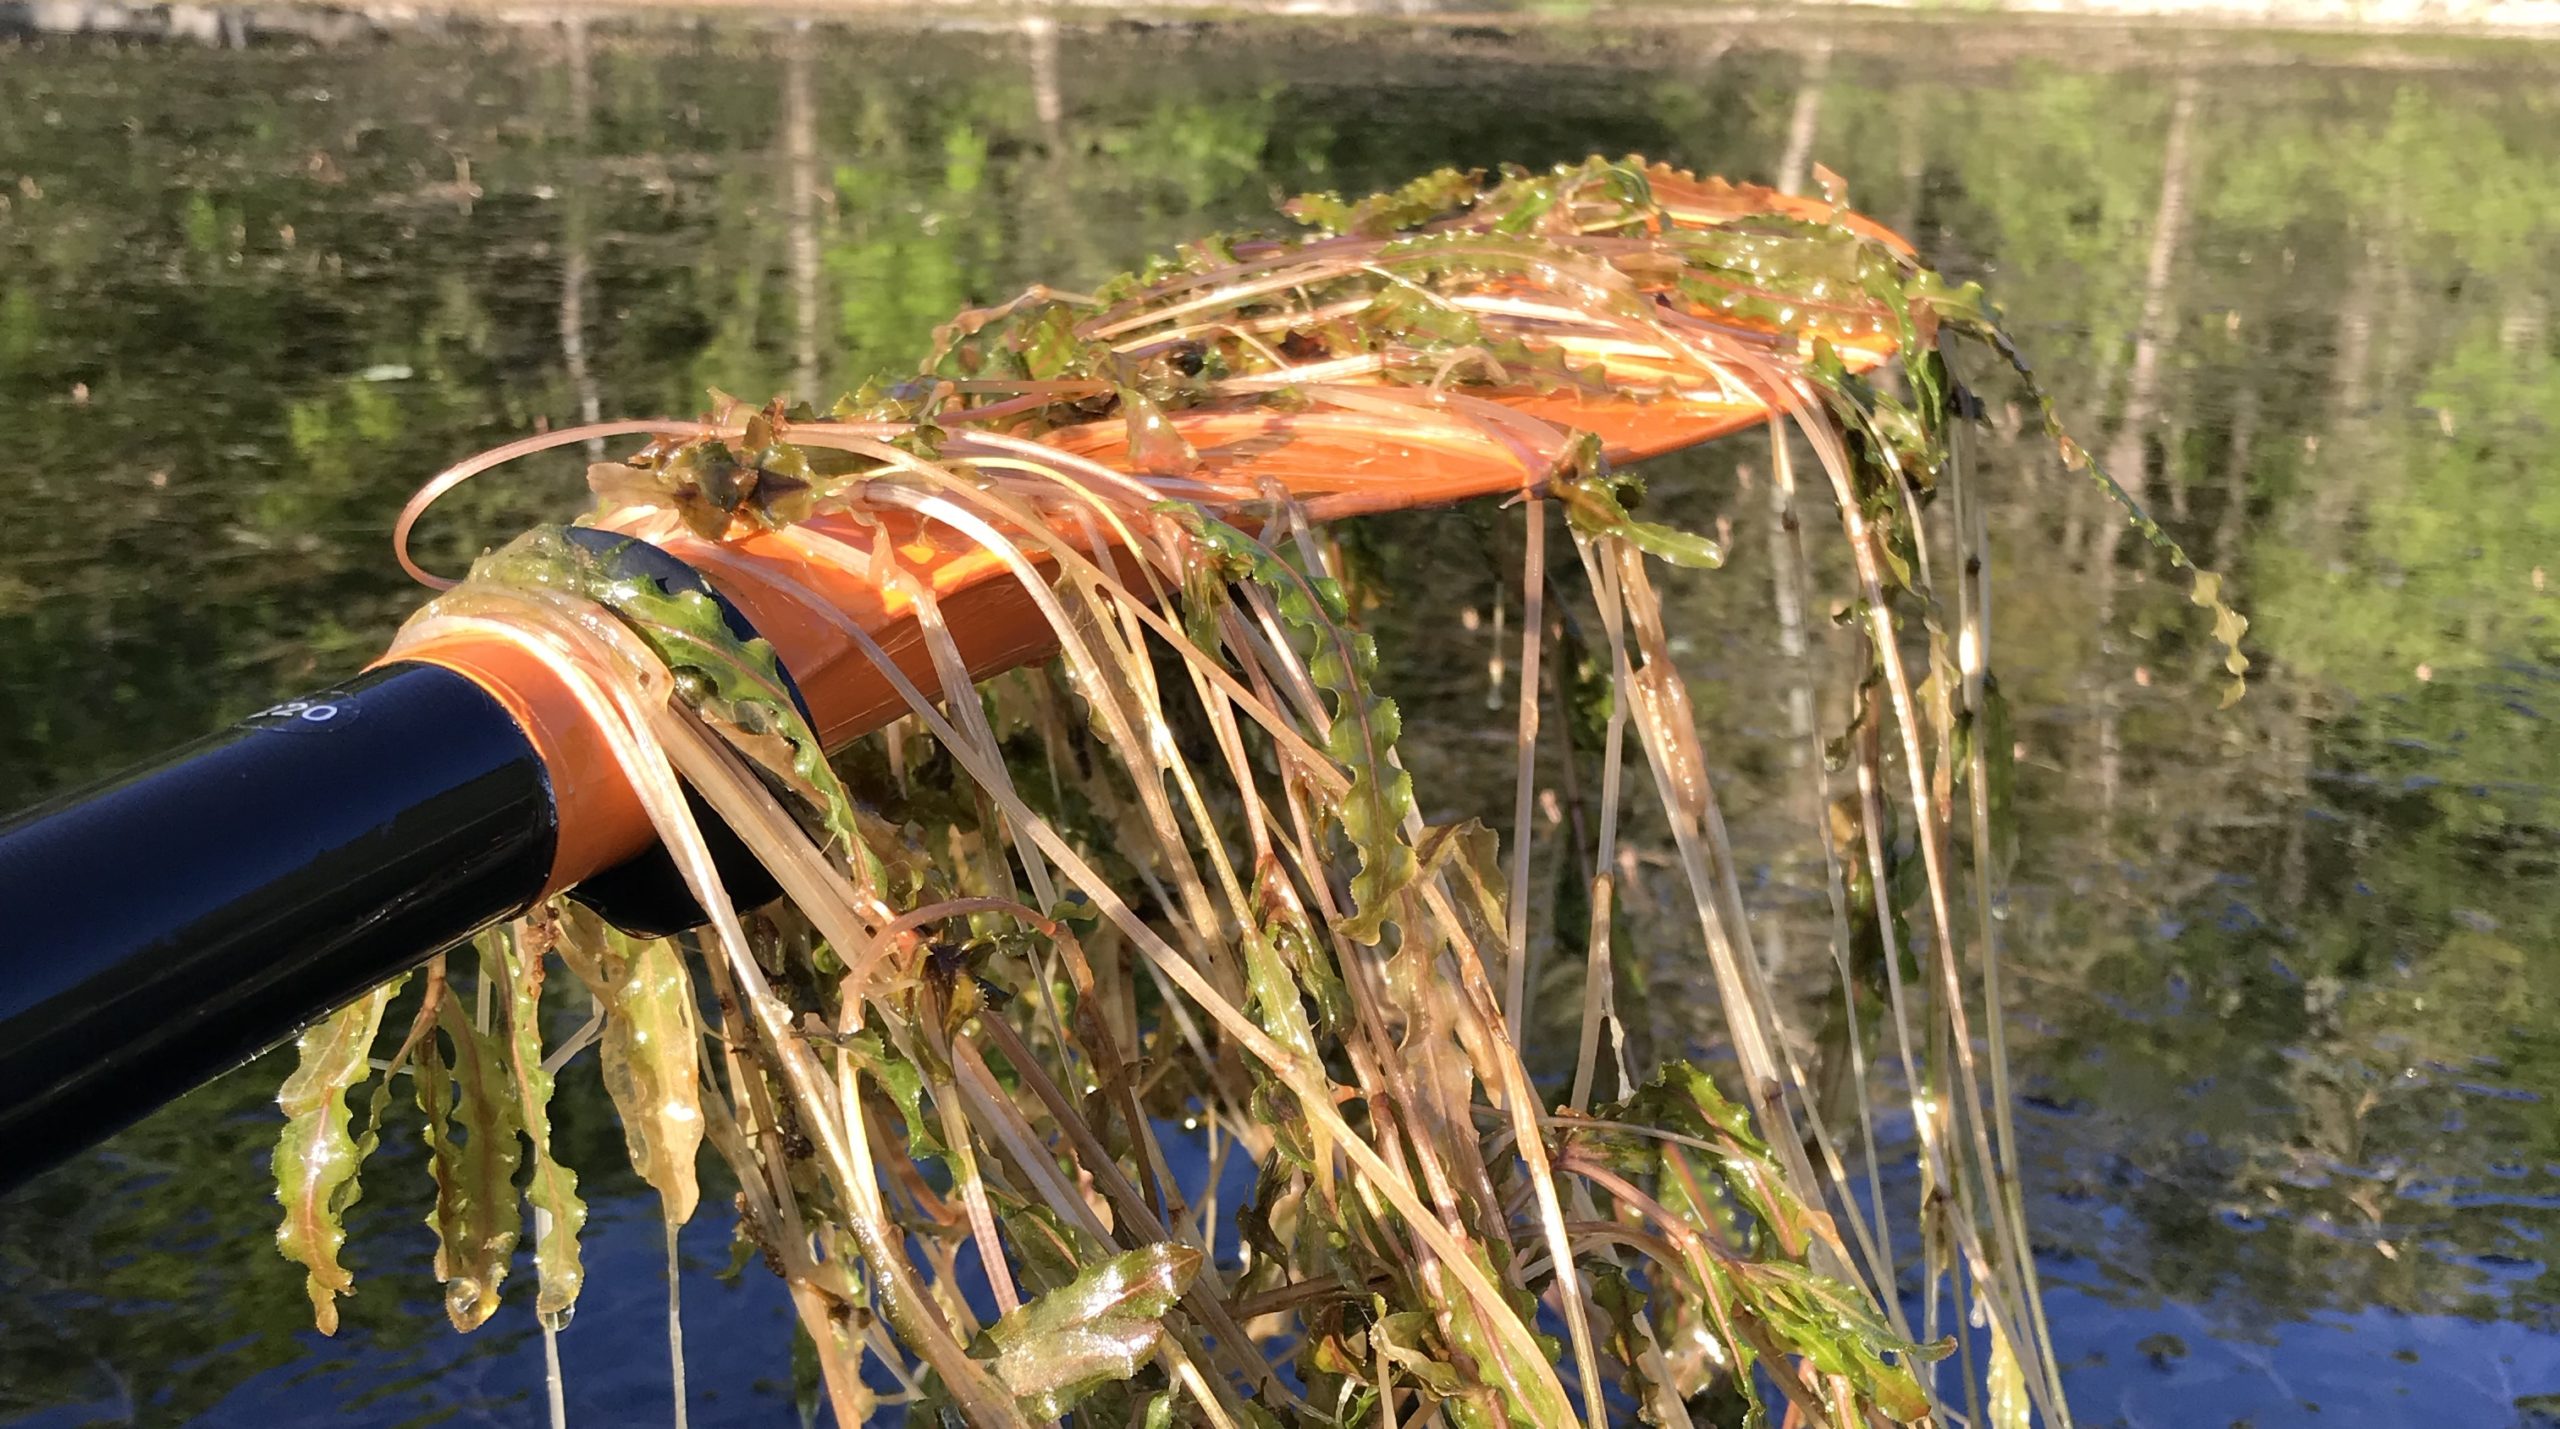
[261,157,2245,1426]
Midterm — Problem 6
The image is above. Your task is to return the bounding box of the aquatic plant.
[275,157,2240,1426]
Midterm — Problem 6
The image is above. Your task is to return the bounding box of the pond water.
[1,9,2555,1427]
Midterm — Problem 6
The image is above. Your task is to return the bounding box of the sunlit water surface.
[1,10,2555,1427]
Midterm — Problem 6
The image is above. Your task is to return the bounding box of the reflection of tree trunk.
[1020,8,1104,299]
[1763,450,1816,775]
[1893,86,1925,240]
[2165,414,2191,521]
[1022,4,1064,135]
[1759,50,1834,1020]
[2334,245,2377,423]
[2274,231,2387,915]
[565,17,592,147]
[1773,39,1831,198]
[2102,76,2198,520]
[784,40,823,402]
[2212,379,2257,568]
[2501,294,2545,359]
[1766,50,1830,780]
[2094,75,2198,838]
[559,18,603,459]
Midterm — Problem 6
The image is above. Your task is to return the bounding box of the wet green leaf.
[1611,1059,1767,1157]
[496,925,585,1323]
[419,978,522,1333]
[272,976,403,1336]
[1182,509,1417,942]
[1288,167,1483,237]
[553,905,704,1224]
[481,527,865,863]
[1550,437,1724,570]
[1725,1255,1942,1422]
[1116,383,1199,476]
[1359,282,1485,355]
[1987,1319,2032,1429]
[981,1242,1203,1419]
[1372,1301,1466,1396]
[1590,1265,1671,1424]
[839,1027,943,1161]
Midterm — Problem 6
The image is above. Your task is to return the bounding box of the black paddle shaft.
[0,530,805,1195]
[0,662,557,1194]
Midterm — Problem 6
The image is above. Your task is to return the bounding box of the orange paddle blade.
[398,164,1916,889]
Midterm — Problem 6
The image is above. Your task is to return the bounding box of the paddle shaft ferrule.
[0,662,556,1192]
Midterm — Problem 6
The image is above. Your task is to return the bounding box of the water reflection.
[0,11,2553,1425]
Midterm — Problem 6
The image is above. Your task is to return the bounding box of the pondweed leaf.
[981,1242,1203,1419]
[1550,435,1725,571]
[273,974,402,1335]
[1178,508,1418,942]
[1287,166,1484,237]
[419,959,522,1333]
[497,924,585,1323]
[554,905,704,1224]
[1988,1319,2033,1429]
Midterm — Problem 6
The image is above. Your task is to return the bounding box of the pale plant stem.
[541,1312,568,1429]
[945,1042,1258,1429]
[1572,538,1637,1112]
[971,1016,1300,1406]
[1796,408,2058,1423]
[538,998,604,1077]
[1504,495,1547,1036]
[858,482,1238,987]
[1769,424,1906,1326]
[898,581,1084,1074]
[927,1061,1021,1318]
[1595,543,1821,1192]
[694,1034,871,1422]
[794,550,1581,1419]
[663,1219,689,1429]
[1953,372,2073,1424]
[1567,873,1618,1116]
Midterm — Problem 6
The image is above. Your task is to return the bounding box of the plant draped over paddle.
[277,157,2238,1427]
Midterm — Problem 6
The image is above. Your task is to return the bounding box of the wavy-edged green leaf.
[497,924,585,1323]
[1590,1264,1673,1425]
[1180,509,1417,941]
[1550,435,1724,570]
[836,1026,943,1162]
[419,979,522,1332]
[981,1243,1202,1420]
[554,904,704,1224]
[1258,871,1351,1035]
[1372,1301,1466,1397]
[1903,275,2253,699]
[272,976,402,1335]
[1115,384,1199,476]
[1436,1242,1572,1427]
[1987,1319,2032,1429]
[475,526,865,861]
[1721,1255,1943,1423]
[1287,166,1483,237]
